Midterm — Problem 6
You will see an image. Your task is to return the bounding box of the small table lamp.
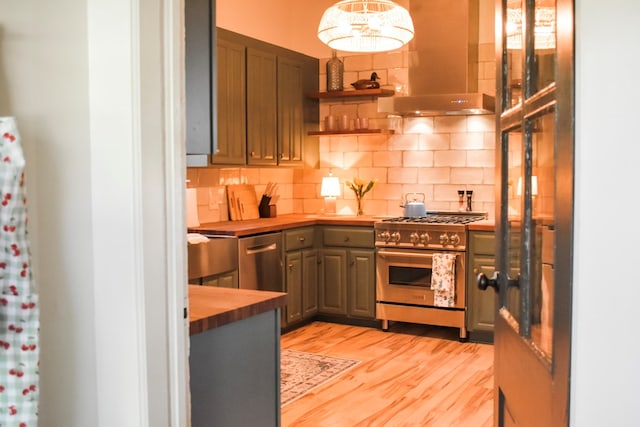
[320,174,341,215]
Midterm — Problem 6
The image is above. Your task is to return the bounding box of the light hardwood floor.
[281,321,494,427]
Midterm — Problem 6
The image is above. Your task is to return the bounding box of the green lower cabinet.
[301,249,319,318]
[467,231,496,343]
[283,227,318,328]
[318,248,375,319]
[348,249,376,318]
[285,251,304,324]
[190,270,239,288]
[284,249,318,326]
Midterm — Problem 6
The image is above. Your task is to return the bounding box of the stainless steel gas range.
[374,211,487,340]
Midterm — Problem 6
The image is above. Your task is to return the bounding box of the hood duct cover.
[380,0,495,116]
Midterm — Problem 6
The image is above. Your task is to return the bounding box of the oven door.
[376,248,466,309]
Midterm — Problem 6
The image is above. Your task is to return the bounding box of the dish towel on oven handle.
[431,253,457,308]
[0,117,40,426]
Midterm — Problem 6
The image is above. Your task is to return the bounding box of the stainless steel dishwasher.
[238,232,283,292]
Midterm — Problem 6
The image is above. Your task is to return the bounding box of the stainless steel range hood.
[379,0,495,116]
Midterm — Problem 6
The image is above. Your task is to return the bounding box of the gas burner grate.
[381,214,486,225]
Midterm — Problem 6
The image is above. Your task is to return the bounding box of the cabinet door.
[318,249,348,315]
[285,251,303,325]
[277,56,304,165]
[246,48,277,165]
[301,249,318,318]
[468,255,497,335]
[348,249,376,319]
[184,0,213,156]
[212,38,246,165]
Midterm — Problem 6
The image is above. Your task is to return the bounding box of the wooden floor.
[281,321,494,427]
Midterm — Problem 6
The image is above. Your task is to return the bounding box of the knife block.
[259,203,277,218]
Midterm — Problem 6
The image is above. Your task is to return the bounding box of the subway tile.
[239,168,260,184]
[373,183,404,200]
[450,167,485,184]
[434,116,468,133]
[402,150,433,167]
[419,133,450,150]
[343,54,373,72]
[330,136,359,153]
[373,150,402,167]
[387,68,409,95]
[389,167,418,183]
[344,151,373,168]
[451,132,485,150]
[197,167,222,186]
[294,182,318,199]
[358,134,388,152]
[483,132,497,149]
[418,167,450,184]
[467,149,496,167]
[402,117,434,134]
[388,134,419,151]
[434,150,467,167]
[483,167,496,185]
[467,115,496,132]
[373,51,403,69]
[401,183,434,200]
[320,151,344,169]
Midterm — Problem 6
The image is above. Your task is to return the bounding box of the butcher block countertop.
[467,219,495,232]
[190,213,379,237]
[189,285,287,335]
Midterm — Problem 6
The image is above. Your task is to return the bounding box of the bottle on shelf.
[326,50,343,92]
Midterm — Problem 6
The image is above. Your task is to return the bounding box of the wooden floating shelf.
[308,129,395,136]
[307,88,395,99]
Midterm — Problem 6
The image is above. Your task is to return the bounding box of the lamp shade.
[506,5,556,51]
[321,175,341,197]
[318,0,415,53]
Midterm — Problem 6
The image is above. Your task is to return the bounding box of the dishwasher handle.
[244,242,277,255]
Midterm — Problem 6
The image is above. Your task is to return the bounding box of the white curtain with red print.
[0,117,39,426]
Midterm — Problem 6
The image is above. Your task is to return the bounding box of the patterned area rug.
[281,349,360,406]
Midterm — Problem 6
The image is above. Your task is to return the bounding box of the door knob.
[477,272,520,292]
[477,272,499,292]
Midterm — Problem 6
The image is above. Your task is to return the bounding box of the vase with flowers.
[346,178,377,216]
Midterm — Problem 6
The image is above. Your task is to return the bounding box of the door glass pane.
[534,0,556,91]
[531,111,556,360]
[505,0,523,108]
[506,129,523,326]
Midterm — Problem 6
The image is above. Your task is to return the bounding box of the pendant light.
[506,2,556,51]
[317,0,415,53]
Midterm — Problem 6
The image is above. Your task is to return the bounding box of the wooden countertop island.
[189,285,286,426]
[189,285,287,335]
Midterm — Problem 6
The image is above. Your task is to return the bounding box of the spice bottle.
[326,50,343,92]
[466,190,473,212]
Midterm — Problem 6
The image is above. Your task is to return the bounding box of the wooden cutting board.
[226,184,260,220]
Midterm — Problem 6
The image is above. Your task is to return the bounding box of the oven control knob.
[410,232,420,244]
[391,232,401,243]
[450,233,461,246]
[439,233,449,245]
[379,231,390,242]
[420,232,430,245]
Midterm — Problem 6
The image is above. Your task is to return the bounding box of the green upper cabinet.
[246,47,278,165]
[212,28,319,167]
[277,56,304,165]
[184,0,215,162]
[214,38,246,165]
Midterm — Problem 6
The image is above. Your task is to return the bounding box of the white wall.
[572,1,640,425]
[3,0,640,425]
[0,0,187,425]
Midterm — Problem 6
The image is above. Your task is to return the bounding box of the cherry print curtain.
[0,117,39,426]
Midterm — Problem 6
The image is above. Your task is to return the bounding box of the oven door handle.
[377,250,452,259]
